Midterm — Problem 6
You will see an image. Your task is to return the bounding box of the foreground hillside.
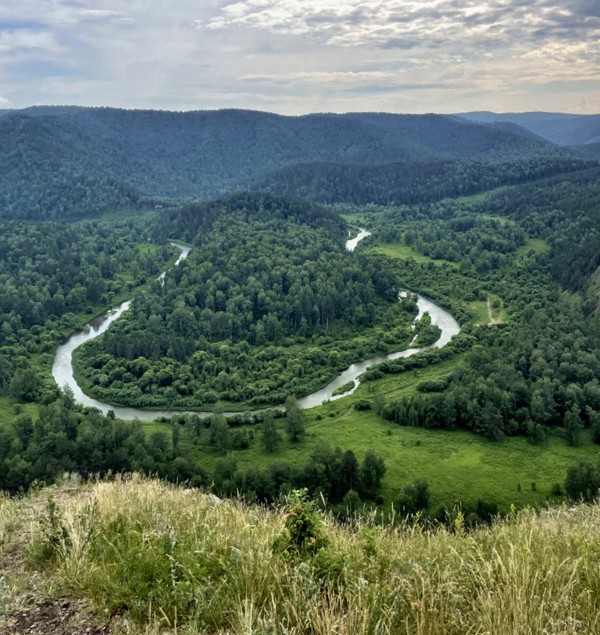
[1,476,600,634]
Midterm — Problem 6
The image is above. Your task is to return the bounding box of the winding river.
[52,232,460,420]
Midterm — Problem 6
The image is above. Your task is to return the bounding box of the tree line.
[250,158,594,207]
[0,393,387,509]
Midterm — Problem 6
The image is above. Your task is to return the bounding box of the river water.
[52,232,459,419]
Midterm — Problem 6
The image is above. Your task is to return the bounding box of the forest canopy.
[75,193,423,407]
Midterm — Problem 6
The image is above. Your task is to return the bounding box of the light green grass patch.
[366,242,457,267]
[467,294,506,325]
[341,213,370,225]
[85,209,160,224]
[351,355,464,403]
[452,185,512,205]
[487,293,506,324]
[466,300,489,325]
[0,396,38,428]
[219,407,599,511]
[477,212,514,225]
[516,238,550,259]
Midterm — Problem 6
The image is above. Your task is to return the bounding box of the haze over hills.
[574,141,600,160]
[458,111,600,146]
[0,106,590,220]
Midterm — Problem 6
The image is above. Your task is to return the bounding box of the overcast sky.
[0,0,598,114]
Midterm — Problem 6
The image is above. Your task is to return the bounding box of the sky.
[0,0,599,115]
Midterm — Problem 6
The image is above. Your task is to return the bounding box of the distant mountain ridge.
[573,141,600,160]
[458,111,600,146]
[0,106,588,220]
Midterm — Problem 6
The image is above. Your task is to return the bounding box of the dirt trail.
[487,296,501,325]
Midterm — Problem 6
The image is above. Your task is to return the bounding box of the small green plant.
[27,495,70,566]
[273,489,327,558]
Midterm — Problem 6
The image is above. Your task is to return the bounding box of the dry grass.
[2,476,600,634]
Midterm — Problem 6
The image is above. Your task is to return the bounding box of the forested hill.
[574,141,600,160]
[154,191,347,244]
[0,106,583,221]
[75,192,417,407]
[247,157,593,206]
[480,166,600,298]
[458,111,600,146]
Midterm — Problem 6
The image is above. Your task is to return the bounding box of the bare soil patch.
[0,598,110,635]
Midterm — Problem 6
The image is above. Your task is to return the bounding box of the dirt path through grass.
[487,296,501,324]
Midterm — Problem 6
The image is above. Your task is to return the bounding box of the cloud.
[239,70,454,95]
[53,9,134,26]
[0,29,62,56]
[202,0,600,52]
[0,0,597,114]
[565,0,600,19]
[0,2,133,27]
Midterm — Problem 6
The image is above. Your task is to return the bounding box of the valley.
[4,1,600,629]
[0,107,599,523]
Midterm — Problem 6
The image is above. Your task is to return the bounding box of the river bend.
[52,232,460,419]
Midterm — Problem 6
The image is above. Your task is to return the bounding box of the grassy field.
[516,237,550,259]
[466,299,489,325]
[190,398,599,511]
[179,351,597,512]
[4,477,600,634]
[453,185,512,205]
[341,212,372,225]
[467,293,506,325]
[0,396,38,427]
[476,212,514,225]
[82,208,160,224]
[365,241,457,267]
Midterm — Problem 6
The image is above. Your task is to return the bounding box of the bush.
[416,376,451,393]
[273,489,327,557]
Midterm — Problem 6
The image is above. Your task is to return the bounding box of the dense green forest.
[459,110,600,146]
[75,194,423,407]
[355,172,600,450]
[480,168,600,295]
[1,109,600,520]
[248,157,593,207]
[0,114,143,220]
[0,218,174,403]
[0,392,389,511]
[576,142,600,160]
[0,107,588,221]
